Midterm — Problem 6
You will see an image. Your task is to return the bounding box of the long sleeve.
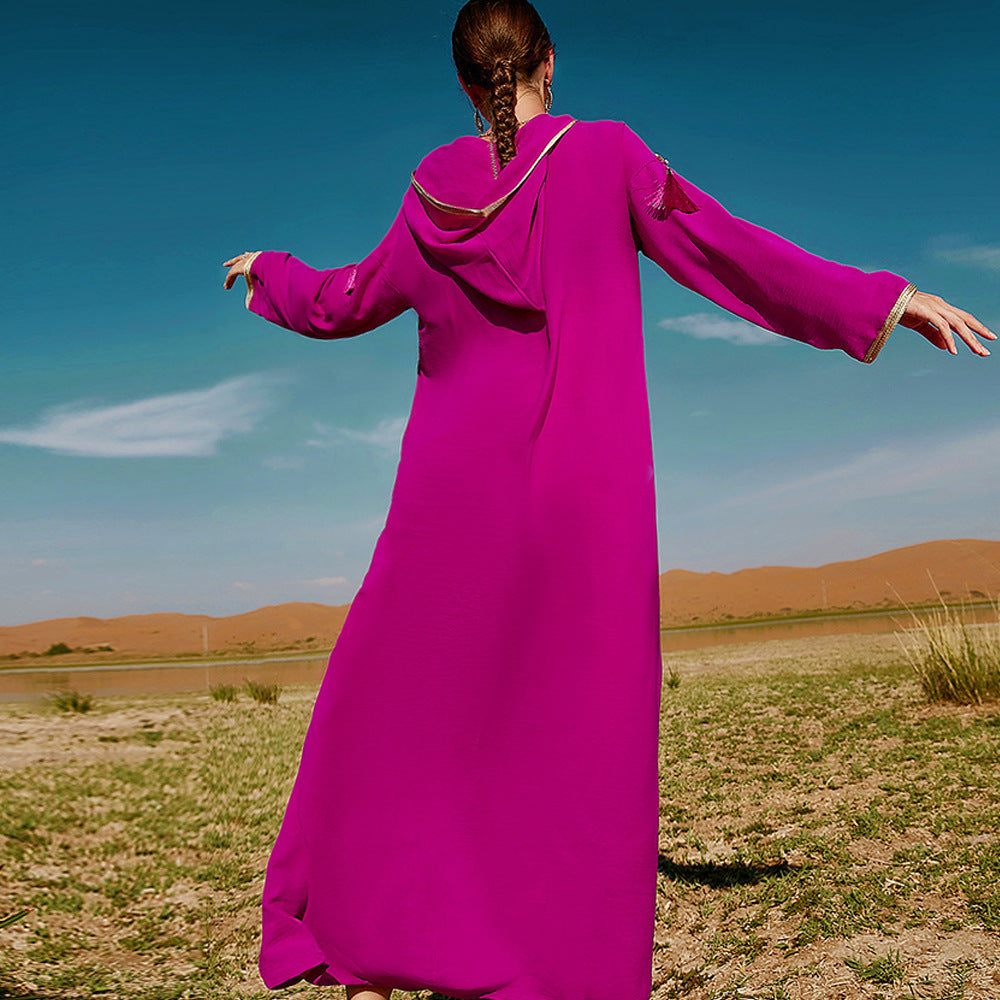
[623,124,916,363]
[243,218,410,340]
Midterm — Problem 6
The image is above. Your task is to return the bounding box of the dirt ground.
[1,633,998,999]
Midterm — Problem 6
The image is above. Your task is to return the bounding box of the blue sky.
[2,0,998,626]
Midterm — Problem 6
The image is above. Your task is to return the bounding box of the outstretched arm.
[223,221,409,340]
[623,124,994,361]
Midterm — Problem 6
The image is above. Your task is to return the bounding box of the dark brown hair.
[452,0,554,170]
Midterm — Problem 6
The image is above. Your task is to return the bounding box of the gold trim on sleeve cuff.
[243,251,263,309]
[863,281,917,364]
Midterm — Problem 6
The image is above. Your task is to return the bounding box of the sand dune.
[0,602,351,660]
[659,537,1000,626]
[3,539,999,659]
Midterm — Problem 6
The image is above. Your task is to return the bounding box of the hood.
[402,113,576,311]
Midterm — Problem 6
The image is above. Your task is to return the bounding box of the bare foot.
[346,985,393,1000]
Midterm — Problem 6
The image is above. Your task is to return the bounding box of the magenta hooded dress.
[242,113,916,999]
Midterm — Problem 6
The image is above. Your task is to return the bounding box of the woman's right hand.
[900,290,996,356]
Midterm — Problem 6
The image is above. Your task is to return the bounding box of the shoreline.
[659,598,996,633]
[1,599,994,676]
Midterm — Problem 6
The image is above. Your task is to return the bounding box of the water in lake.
[1,605,995,701]
[0,654,329,703]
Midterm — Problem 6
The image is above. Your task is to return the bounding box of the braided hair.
[452,0,554,170]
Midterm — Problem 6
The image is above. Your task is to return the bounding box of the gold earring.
[474,107,486,136]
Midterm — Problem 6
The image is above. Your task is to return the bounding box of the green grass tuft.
[209,683,239,703]
[0,909,28,929]
[244,679,281,705]
[48,689,93,713]
[897,599,1000,704]
[844,947,906,984]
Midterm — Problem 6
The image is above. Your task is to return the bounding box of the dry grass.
[0,632,997,999]
[652,634,1000,999]
[896,600,1000,705]
[243,680,281,705]
[209,684,239,703]
[46,690,94,714]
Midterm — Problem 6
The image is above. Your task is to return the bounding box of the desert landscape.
[1,540,998,997]
[657,538,1000,626]
[1,538,998,663]
[1,631,998,999]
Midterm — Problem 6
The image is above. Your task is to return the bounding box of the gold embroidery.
[864,281,917,364]
[487,132,498,180]
[411,121,576,218]
[243,250,263,309]
[481,116,530,180]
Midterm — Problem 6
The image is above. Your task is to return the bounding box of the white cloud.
[715,424,1000,511]
[231,581,255,592]
[307,416,407,452]
[283,576,351,590]
[0,375,274,458]
[657,312,778,346]
[932,242,1000,271]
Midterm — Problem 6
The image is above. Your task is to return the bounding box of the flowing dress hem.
[259,915,338,989]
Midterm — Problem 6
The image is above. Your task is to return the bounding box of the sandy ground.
[2,632,998,998]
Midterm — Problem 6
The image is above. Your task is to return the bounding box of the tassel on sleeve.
[644,154,700,221]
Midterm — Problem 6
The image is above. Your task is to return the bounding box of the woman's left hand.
[900,290,996,357]
[222,253,254,290]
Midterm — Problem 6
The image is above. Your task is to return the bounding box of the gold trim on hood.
[410,120,576,218]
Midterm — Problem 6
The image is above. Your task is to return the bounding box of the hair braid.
[452,0,555,172]
[490,58,519,169]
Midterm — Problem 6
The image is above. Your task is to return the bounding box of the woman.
[224,2,994,998]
